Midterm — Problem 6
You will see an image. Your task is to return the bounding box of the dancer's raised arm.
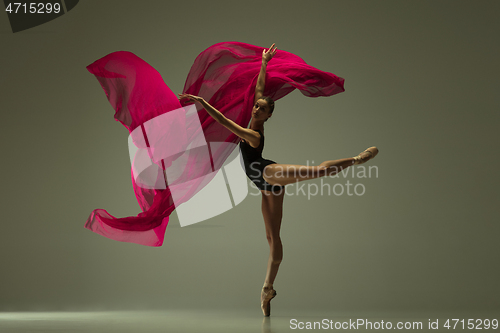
[178,93,261,147]
[254,43,277,103]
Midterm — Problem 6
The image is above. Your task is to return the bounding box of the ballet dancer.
[179,43,378,316]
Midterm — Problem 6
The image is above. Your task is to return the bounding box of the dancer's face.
[252,99,272,121]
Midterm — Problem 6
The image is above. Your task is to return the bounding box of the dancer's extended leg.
[263,147,378,187]
[263,158,354,186]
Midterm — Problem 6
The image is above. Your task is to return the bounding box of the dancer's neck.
[249,119,265,132]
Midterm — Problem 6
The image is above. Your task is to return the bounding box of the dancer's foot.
[353,146,379,165]
[261,286,277,316]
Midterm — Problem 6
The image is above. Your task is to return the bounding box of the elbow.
[254,89,263,100]
[217,115,228,126]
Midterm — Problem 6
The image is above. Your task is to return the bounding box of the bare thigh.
[263,164,327,186]
[261,189,285,239]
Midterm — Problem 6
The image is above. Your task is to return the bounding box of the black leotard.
[239,129,286,193]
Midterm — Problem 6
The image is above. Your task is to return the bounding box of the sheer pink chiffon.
[84,41,345,246]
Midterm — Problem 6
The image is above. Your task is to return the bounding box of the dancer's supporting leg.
[260,189,284,316]
[261,189,285,289]
[263,147,378,187]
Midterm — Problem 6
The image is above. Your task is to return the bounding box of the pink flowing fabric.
[85,41,345,247]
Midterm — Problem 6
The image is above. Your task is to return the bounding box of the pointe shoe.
[261,287,277,316]
[353,146,379,165]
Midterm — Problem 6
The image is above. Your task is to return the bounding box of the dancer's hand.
[178,93,204,104]
[262,43,277,63]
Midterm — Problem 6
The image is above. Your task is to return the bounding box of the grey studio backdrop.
[0,0,498,314]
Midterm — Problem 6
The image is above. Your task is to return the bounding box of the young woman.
[179,44,378,316]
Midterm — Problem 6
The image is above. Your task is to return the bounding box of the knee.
[317,163,330,175]
[266,233,281,244]
[266,234,272,243]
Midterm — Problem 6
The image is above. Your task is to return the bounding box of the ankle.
[263,283,273,290]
